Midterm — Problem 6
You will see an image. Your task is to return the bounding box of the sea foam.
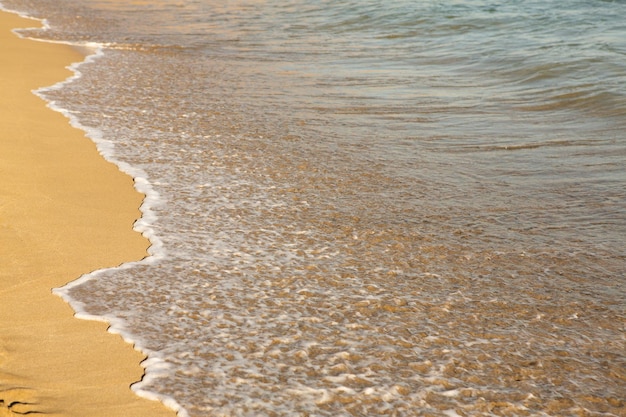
[0,4,187,416]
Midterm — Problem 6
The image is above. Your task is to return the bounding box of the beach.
[0,11,175,417]
[0,1,623,415]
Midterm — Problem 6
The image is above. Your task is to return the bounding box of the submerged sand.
[0,11,175,417]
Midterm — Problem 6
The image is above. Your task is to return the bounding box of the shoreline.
[0,10,176,417]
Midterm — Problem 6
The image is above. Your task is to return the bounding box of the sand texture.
[0,11,175,417]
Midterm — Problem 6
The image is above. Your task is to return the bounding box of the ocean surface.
[2,0,625,415]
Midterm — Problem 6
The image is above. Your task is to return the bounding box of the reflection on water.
[4,0,625,415]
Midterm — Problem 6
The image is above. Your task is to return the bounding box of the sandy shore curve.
[0,11,175,417]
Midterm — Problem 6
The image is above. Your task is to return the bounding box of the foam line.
[0,3,187,416]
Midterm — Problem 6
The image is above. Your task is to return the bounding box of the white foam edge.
[0,1,47,25]
[1,4,189,417]
[0,2,119,52]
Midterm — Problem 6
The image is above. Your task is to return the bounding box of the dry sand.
[0,11,176,417]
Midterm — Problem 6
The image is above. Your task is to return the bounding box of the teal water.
[3,1,625,416]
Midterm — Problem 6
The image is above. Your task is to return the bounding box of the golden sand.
[0,11,175,417]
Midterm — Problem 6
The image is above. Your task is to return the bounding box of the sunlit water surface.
[3,0,625,415]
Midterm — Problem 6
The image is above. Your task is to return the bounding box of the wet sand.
[0,11,175,417]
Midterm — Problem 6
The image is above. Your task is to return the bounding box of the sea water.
[2,0,625,416]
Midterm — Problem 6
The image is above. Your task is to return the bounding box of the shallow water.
[3,0,625,415]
